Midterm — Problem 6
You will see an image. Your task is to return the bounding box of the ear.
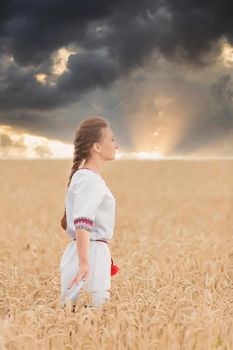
[93,142,101,154]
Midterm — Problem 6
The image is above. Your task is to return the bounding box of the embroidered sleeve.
[72,175,106,233]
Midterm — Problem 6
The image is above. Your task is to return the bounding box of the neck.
[82,158,104,176]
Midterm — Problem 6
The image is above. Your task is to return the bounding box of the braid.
[61,147,85,231]
[67,154,83,188]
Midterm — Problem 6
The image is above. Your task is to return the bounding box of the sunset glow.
[221,40,233,67]
[0,125,73,159]
[35,47,78,86]
[0,125,168,159]
[1,124,233,160]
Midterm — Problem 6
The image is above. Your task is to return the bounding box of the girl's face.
[98,126,119,160]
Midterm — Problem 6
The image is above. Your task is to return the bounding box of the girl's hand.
[67,262,89,290]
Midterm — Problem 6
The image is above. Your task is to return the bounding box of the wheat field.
[0,159,233,350]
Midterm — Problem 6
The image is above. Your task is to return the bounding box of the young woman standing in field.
[60,116,119,310]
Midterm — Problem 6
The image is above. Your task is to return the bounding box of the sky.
[0,0,233,159]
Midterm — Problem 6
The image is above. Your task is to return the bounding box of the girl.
[60,116,119,309]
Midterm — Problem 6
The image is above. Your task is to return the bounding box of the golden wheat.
[0,159,233,349]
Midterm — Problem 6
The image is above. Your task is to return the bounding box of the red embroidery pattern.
[74,217,93,232]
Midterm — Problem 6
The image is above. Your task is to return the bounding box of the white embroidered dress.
[60,168,116,307]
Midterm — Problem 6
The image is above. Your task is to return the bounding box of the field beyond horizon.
[1,159,233,349]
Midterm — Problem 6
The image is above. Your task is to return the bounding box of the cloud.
[34,144,53,158]
[0,130,27,158]
[0,133,13,147]
[0,131,27,149]
[0,1,233,111]
[171,72,233,152]
[1,1,233,155]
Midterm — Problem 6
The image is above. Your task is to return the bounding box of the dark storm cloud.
[0,0,233,155]
[0,109,60,137]
[172,73,233,154]
[0,51,120,111]
[57,51,120,92]
[210,74,233,129]
[0,0,233,112]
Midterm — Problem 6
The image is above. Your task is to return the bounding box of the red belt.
[73,238,108,244]
[72,238,119,276]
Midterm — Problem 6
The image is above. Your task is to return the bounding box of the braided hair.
[60,115,109,230]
